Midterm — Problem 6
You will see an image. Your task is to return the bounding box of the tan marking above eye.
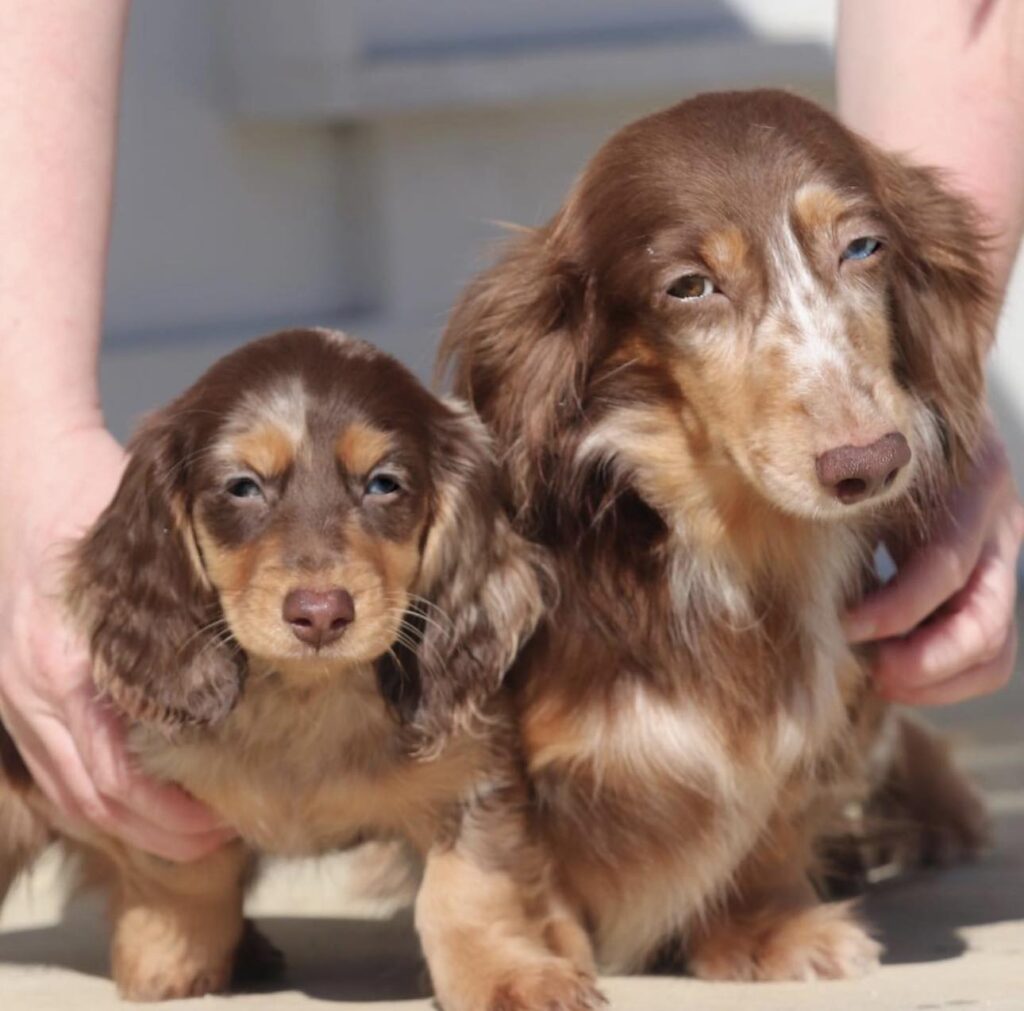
[700,226,749,277]
[227,424,297,479]
[792,184,853,237]
[336,423,396,477]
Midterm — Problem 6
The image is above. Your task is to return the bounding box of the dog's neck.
[573,403,877,624]
[674,481,872,616]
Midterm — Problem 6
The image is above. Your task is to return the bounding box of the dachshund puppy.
[0,329,598,1010]
[440,90,992,980]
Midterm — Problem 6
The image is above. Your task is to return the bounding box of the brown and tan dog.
[441,90,992,980]
[0,329,599,1009]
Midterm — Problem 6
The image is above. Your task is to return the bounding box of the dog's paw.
[486,960,605,1011]
[114,954,233,1002]
[690,901,882,982]
[111,918,237,1001]
[914,784,991,867]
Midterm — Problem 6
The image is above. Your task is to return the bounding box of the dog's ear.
[67,410,245,735]
[399,402,548,751]
[869,146,995,479]
[437,213,595,530]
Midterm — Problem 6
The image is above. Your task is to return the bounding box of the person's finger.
[66,693,237,859]
[14,707,130,834]
[10,699,235,862]
[844,475,1005,644]
[881,621,1017,707]
[872,532,1017,692]
[35,629,231,837]
[107,815,237,863]
[81,699,233,835]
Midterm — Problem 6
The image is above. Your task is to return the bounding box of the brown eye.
[667,274,715,301]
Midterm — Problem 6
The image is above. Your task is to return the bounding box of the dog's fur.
[0,329,599,1009]
[440,90,993,978]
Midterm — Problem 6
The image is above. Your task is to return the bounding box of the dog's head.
[443,90,992,534]
[70,329,542,743]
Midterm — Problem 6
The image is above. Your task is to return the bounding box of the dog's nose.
[815,432,911,505]
[282,588,355,647]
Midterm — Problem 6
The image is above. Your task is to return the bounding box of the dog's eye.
[667,274,715,301]
[226,476,263,500]
[365,473,401,497]
[841,237,883,262]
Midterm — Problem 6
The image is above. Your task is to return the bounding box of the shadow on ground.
[0,903,428,1003]
[866,815,1024,965]
[3,816,1023,997]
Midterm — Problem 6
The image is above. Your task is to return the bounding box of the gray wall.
[100,0,1023,497]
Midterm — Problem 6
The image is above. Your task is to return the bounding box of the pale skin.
[0,1,1018,863]
[838,0,1024,705]
[0,0,233,861]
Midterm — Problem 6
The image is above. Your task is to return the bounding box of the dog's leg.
[415,791,600,1011]
[108,840,250,1001]
[0,782,50,912]
[686,820,882,982]
[0,722,51,911]
[876,714,990,866]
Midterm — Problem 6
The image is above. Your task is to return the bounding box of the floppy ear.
[67,411,245,735]
[400,402,549,751]
[437,214,596,529]
[870,147,995,479]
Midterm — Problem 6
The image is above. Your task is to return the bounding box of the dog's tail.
[0,722,50,910]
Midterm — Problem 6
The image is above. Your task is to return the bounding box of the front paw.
[689,901,882,982]
[111,912,238,1001]
[487,960,604,1011]
[114,952,233,1002]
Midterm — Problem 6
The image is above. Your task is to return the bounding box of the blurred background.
[100,0,1024,490]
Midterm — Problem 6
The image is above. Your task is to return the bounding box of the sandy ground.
[2,660,1022,1010]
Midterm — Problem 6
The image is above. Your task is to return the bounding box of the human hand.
[845,422,1024,706]
[0,423,235,861]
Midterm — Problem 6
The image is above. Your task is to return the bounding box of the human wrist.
[0,399,107,471]
[0,421,123,551]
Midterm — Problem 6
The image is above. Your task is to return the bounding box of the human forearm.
[0,0,130,452]
[839,1,1024,705]
[837,0,1024,295]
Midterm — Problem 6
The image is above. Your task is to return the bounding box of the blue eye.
[226,476,263,499]
[842,237,882,262]
[366,473,401,497]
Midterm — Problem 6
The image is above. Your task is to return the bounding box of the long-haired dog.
[440,90,992,979]
[0,329,599,1010]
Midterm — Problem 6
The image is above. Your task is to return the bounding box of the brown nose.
[815,432,911,505]
[282,588,355,647]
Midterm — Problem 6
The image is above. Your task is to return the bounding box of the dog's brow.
[335,423,396,475]
[224,423,297,477]
[792,184,879,238]
[700,226,749,277]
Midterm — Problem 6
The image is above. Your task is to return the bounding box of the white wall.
[104,0,378,346]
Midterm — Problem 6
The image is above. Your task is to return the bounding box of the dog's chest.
[525,611,860,968]
[134,677,465,856]
[529,602,855,798]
